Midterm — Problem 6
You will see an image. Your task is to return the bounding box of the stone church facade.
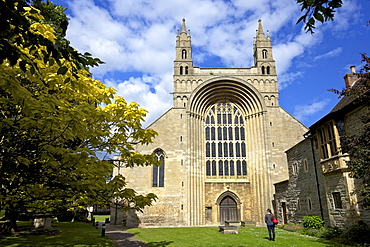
[111,19,308,227]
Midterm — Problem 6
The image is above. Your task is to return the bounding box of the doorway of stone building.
[282,202,288,224]
[219,196,238,224]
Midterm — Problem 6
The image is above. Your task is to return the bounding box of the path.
[97,223,147,247]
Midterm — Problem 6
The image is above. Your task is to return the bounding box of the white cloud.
[329,0,362,33]
[314,47,343,61]
[293,99,331,123]
[59,0,364,125]
[105,73,173,126]
[278,71,303,90]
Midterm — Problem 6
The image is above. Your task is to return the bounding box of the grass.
[127,226,345,247]
[91,215,110,223]
[0,221,114,247]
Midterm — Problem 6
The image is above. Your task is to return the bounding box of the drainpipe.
[310,136,325,221]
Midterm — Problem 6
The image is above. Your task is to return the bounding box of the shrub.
[302,216,324,229]
[299,227,326,238]
[341,224,370,245]
[321,226,343,240]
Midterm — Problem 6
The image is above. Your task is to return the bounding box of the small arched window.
[261,66,265,75]
[182,49,187,59]
[266,66,270,75]
[180,66,183,75]
[185,66,189,75]
[153,150,165,187]
[262,49,267,59]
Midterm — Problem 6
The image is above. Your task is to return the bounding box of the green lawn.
[0,221,114,247]
[91,215,110,223]
[127,227,344,247]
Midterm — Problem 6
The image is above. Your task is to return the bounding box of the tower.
[174,18,193,76]
[254,19,276,76]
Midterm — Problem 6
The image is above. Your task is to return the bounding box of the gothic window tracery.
[205,102,248,179]
[153,149,165,187]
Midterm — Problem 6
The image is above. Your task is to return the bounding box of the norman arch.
[185,77,269,225]
[188,77,266,116]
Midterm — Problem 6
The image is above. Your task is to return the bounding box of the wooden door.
[220,196,238,224]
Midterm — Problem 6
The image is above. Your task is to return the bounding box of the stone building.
[274,67,370,229]
[111,19,307,227]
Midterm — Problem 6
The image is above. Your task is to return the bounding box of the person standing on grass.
[265,208,276,241]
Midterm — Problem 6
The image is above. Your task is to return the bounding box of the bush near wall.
[281,220,370,245]
[302,216,324,229]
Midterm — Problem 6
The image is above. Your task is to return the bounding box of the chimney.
[344,66,358,88]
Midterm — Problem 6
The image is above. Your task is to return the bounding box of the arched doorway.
[220,196,238,224]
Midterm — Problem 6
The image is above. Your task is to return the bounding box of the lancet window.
[153,149,165,187]
[205,102,247,179]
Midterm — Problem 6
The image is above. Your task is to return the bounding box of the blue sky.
[52,0,369,128]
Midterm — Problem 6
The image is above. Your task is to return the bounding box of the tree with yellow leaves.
[0,0,157,233]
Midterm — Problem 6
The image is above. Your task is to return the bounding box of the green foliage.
[321,226,343,240]
[296,0,343,33]
[282,224,342,240]
[302,216,324,229]
[0,0,103,78]
[341,224,370,245]
[299,227,326,238]
[0,0,158,228]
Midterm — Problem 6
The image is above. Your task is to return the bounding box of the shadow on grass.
[0,221,113,247]
[147,241,174,247]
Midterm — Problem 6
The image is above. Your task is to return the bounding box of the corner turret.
[174,18,193,76]
[253,19,276,75]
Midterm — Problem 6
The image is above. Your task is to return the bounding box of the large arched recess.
[185,76,268,226]
[188,76,266,117]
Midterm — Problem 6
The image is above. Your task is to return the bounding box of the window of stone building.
[152,149,165,187]
[180,66,183,75]
[262,66,265,74]
[206,207,212,222]
[185,66,189,75]
[297,198,301,211]
[332,192,343,209]
[205,102,247,179]
[266,66,270,75]
[182,49,187,59]
[292,162,298,175]
[262,49,267,59]
[303,159,308,173]
[307,198,312,211]
[317,122,338,159]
